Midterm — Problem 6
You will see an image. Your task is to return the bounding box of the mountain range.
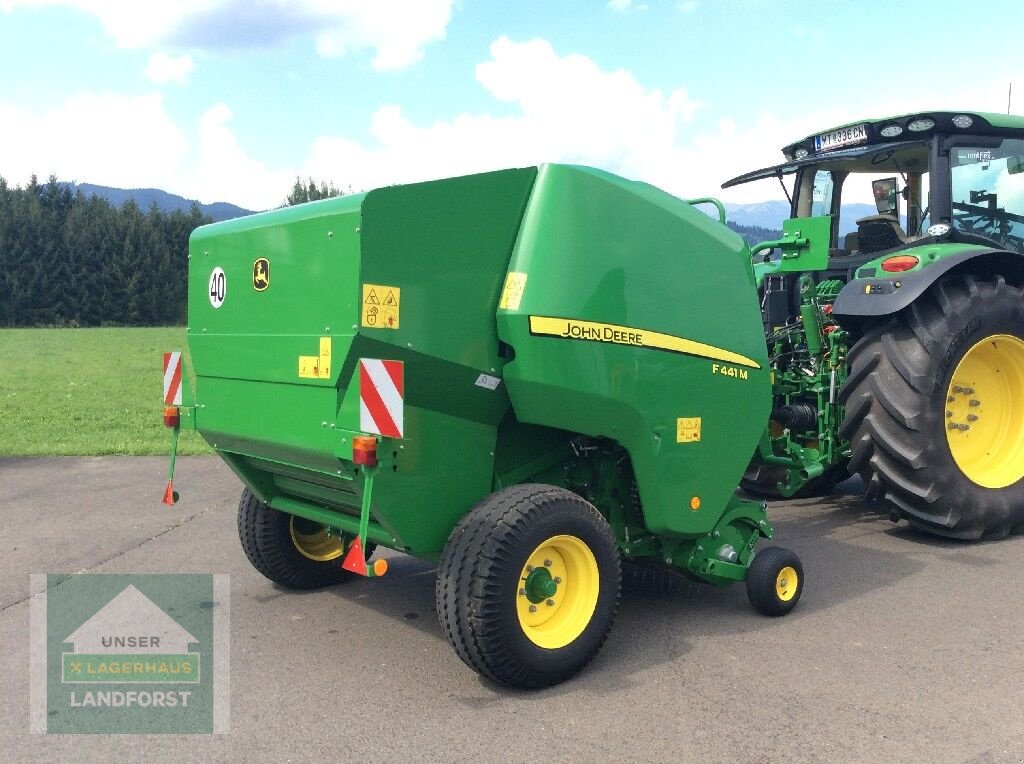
[66,183,255,222]
[67,182,880,234]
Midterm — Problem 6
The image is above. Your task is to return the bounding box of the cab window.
[950,140,1024,254]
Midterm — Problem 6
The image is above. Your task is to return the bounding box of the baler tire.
[746,546,803,617]
[435,484,621,689]
[237,489,357,589]
[837,274,1024,539]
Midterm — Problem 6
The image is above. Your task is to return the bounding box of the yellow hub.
[775,566,798,602]
[289,516,345,561]
[945,334,1024,489]
[516,535,599,649]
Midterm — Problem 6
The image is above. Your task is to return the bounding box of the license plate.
[814,124,867,152]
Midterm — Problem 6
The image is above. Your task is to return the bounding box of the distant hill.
[726,200,879,235]
[65,183,255,222]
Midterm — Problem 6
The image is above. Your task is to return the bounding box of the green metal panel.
[496,165,771,538]
[186,169,537,559]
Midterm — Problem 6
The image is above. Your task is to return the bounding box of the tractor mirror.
[1008,156,1024,175]
[872,177,899,215]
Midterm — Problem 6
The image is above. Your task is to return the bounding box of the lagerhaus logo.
[30,573,230,734]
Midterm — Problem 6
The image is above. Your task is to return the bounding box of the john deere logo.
[253,258,270,291]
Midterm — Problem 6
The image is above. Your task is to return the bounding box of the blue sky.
[1,0,1022,209]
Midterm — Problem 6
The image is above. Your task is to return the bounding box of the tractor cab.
[724,112,1024,270]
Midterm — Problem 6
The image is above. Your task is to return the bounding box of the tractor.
[724,111,1024,539]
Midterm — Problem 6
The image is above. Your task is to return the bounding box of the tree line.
[0,175,346,327]
[0,175,210,327]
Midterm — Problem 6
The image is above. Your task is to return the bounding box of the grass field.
[0,328,212,456]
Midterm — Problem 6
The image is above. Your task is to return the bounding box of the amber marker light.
[163,406,180,428]
[690,496,702,511]
[352,436,378,466]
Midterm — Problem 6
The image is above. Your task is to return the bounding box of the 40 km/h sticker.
[208,267,226,309]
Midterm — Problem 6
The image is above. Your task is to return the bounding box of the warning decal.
[677,417,701,443]
[360,359,404,439]
[163,352,182,405]
[298,336,332,379]
[498,272,527,311]
[362,284,400,329]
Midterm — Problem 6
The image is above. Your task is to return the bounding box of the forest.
[0,174,779,327]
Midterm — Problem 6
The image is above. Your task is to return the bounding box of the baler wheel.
[838,274,1024,538]
[237,489,361,589]
[435,484,620,689]
[745,546,803,617]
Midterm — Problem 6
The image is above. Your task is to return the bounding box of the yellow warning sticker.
[499,272,528,311]
[676,417,702,443]
[362,284,400,329]
[299,337,332,379]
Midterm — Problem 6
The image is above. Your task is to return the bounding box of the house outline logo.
[62,584,201,684]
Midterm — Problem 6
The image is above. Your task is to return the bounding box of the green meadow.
[0,328,211,456]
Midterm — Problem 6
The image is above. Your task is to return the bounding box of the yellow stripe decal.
[528,316,761,370]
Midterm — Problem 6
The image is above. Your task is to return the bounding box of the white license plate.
[814,124,867,152]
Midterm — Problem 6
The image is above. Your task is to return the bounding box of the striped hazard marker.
[359,359,404,438]
[163,351,182,406]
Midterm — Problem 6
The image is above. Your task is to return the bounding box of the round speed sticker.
[208,267,226,309]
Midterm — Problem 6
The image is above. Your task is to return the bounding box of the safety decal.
[529,316,762,369]
[361,284,400,329]
[498,272,528,311]
[360,359,404,439]
[676,417,701,443]
[298,337,332,379]
[163,352,182,405]
[252,258,270,291]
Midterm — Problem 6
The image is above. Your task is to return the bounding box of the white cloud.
[3,36,1019,212]
[0,92,189,191]
[678,1,698,12]
[0,0,453,70]
[144,52,194,85]
[304,37,699,192]
[607,0,648,12]
[194,104,292,208]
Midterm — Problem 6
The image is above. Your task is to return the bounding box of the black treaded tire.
[746,546,803,617]
[435,484,621,689]
[237,488,357,589]
[838,274,1024,539]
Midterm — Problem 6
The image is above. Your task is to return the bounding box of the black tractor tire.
[435,484,621,689]
[838,274,1024,539]
[746,546,804,617]
[740,461,850,499]
[237,489,361,589]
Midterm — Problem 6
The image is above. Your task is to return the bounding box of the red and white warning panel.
[163,351,182,406]
[359,359,404,439]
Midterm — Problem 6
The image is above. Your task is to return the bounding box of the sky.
[1,0,1022,211]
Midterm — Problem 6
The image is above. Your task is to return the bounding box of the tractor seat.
[856,214,910,254]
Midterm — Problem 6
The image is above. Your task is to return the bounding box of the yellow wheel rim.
[289,516,345,562]
[515,535,599,649]
[945,334,1024,489]
[775,566,798,602]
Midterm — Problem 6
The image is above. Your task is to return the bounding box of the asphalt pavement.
[1,456,1022,762]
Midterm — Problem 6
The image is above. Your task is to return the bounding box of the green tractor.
[724,111,1024,539]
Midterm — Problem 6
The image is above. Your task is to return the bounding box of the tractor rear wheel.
[237,489,363,589]
[838,274,1024,539]
[435,484,620,688]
